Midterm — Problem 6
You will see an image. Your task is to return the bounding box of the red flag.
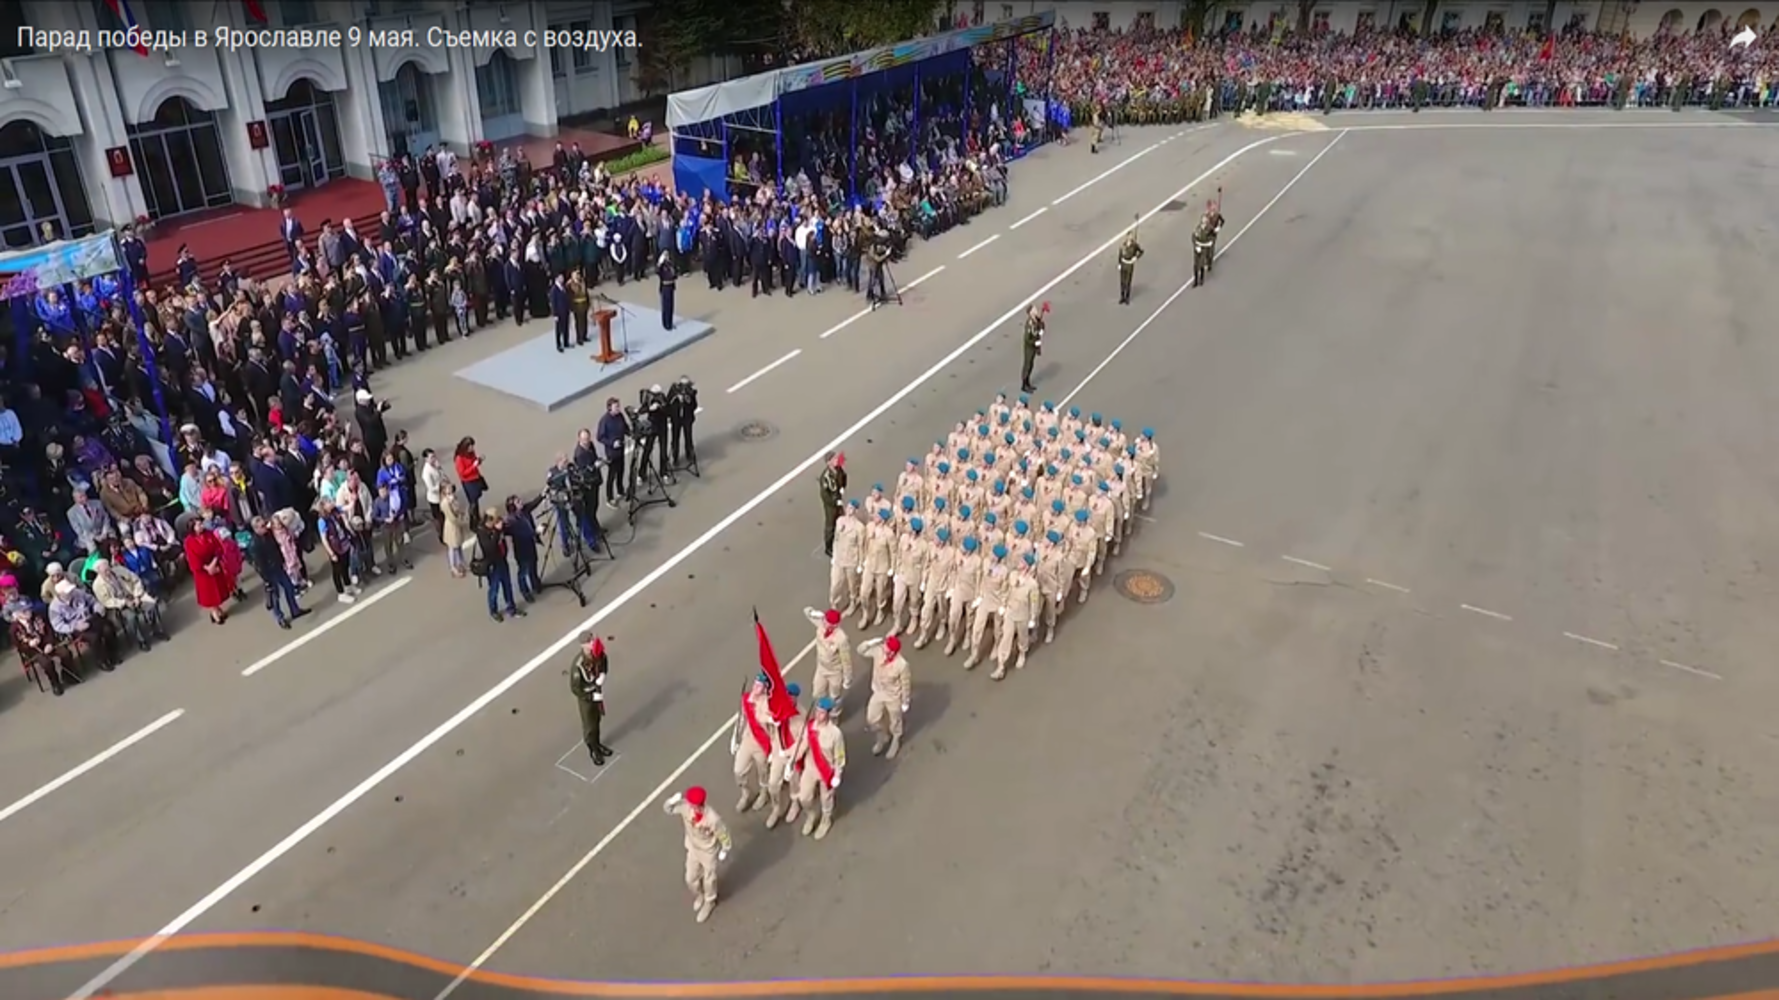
[243,0,268,23]
[1538,35,1555,61]
[754,610,796,722]
[103,0,151,57]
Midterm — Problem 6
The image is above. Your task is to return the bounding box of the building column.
[518,51,557,138]
[340,45,391,177]
[439,46,481,153]
[45,0,145,229]
[215,41,277,208]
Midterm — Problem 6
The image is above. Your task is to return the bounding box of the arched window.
[1736,8,1761,29]
[1696,8,1725,33]
[1658,8,1685,34]
[476,50,521,119]
[265,78,347,190]
[0,120,96,247]
[127,97,233,217]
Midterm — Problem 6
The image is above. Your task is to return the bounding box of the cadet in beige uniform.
[763,682,804,828]
[1106,467,1132,553]
[1089,483,1117,576]
[830,499,864,614]
[964,544,1011,670]
[916,526,958,648]
[859,634,912,758]
[662,786,732,923]
[1135,428,1159,510]
[730,674,774,812]
[945,536,985,656]
[803,607,853,717]
[857,507,897,627]
[895,458,924,511]
[1067,508,1098,604]
[1037,530,1072,642]
[993,552,1044,677]
[891,517,930,635]
[789,696,847,839]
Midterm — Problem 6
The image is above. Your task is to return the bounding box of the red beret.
[684,786,707,807]
[884,635,902,654]
[824,609,841,625]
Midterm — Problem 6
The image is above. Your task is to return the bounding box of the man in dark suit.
[550,273,572,353]
[120,226,150,285]
[280,209,305,266]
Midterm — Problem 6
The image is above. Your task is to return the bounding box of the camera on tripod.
[626,385,667,442]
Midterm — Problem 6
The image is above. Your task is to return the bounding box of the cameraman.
[547,453,602,556]
[595,398,630,507]
[666,377,698,470]
[637,384,669,482]
[865,232,891,308]
[501,493,545,603]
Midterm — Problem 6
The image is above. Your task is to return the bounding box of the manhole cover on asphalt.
[736,420,777,441]
[1114,569,1175,605]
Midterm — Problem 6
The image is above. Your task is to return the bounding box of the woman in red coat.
[183,521,240,624]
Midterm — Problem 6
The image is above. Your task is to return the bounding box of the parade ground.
[4,111,1779,997]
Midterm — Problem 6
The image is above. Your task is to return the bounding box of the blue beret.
[992,544,1008,560]
[1046,530,1063,544]
[901,495,915,510]
[816,696,835,712]
[963,536,980,552]
[785,682,802,698]
[1023,551,1037,566]
[910,517,924,532]
[1014,519,1029,533]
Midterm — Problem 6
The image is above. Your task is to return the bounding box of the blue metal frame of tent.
[0,234,174,441]
[666,9,1058,204]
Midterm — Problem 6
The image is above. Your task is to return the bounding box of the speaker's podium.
[454,301,715,413]
[592,308,622,365]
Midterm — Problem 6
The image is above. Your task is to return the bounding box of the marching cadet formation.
[655,393,1161,925]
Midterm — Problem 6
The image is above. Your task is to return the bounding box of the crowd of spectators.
[1037,19,1779,117]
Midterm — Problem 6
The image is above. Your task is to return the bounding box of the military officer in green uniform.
[1117,227,1144,305]
[1191,200,1224,288]
[818,450,848,557]
[1090,107,1105,154]
[1020,304,1045,393]
[571,632,614,764]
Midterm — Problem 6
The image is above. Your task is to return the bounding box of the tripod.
[625,432,676,523]
[668,418,701,479]
[533,501,609,608]
[869,260,903,309]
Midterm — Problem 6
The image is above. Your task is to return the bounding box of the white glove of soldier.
[666,793,683,807]
[901,702,910,714]
[830,772,842,789]
[718,849,729,862]
[973,598,982,608]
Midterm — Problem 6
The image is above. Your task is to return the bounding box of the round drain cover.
[1114,569,1175,605]
[736,420,777,441]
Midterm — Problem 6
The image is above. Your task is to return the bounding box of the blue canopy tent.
[665,9,1057,205]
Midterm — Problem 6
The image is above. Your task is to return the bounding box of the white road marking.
[240,577,415,677]
[958,234,1001,259]
[725,349,802,394]
[1563,631,1619,652]
[63,133,1297,1000]
[433,640,818,1000]
[1269,148,1300,156]
[1347,121,1767,133]
[1660,659,1724,681]
[1460,604,1513,622]
[0,710,185,827]
[1010,207,1047,229]
[1198,532,1245,548]
[554,744,622,785]
[817,309,871,340]
[1051,129,1206,207]
[904,265,946,290]
[1281,555,1331,572]
[1059,130,1348,409]
[1366,578,1411,594]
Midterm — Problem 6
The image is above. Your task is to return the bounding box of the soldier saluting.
[1191,196,1225,288]
[570,631,614,765]
[1117,222,1144,305]
[1090,105,1105,154]
[1020,303,1047,394]
[817,450,848,557]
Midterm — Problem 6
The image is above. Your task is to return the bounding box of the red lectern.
[592,308,622,364]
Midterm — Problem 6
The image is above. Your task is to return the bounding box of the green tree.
[1295,0,1319,35]
[785,0,946,58]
